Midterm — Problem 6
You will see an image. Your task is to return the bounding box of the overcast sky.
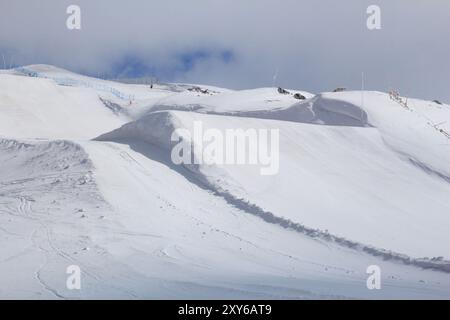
[1,0,449,102]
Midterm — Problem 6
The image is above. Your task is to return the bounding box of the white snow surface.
[1,65,449,299]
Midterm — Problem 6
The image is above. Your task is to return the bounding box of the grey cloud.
[0,0,449,102]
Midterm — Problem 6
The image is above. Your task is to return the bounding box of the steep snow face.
[0,74,126,139]
[96,110,450,259]
[1,65,450,299]
[319,91,450,179]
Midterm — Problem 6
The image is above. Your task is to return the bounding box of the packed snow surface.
[1,65,449,299]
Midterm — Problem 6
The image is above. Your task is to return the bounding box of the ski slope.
[0,73,127,139]
[1,65,449,299]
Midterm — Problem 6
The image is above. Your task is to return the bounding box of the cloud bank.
[1,0,449,102]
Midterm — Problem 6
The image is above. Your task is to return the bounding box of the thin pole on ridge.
[360,71,365,123]
[272,67,279,87]
[361,71,365,108]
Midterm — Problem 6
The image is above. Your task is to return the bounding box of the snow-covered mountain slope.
[145,87,314,114]
[1,65,449,299]
[96,109,450,260]
[0,74,127,139]
[2,137,448,299]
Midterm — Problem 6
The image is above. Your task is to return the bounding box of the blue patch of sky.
[106,48,235,80]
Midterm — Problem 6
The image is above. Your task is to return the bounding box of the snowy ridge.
[95,111,450,273]
[14,66,135,101]
[0,138,94,178]
[167,94,369,127]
